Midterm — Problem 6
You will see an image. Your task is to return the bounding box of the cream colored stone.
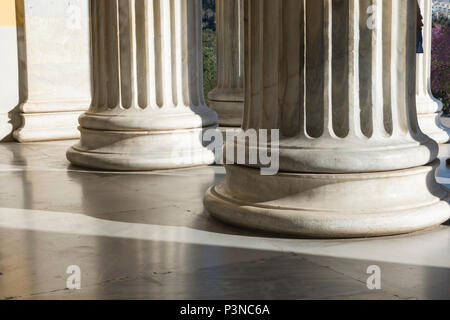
[67,0,217,171]
[416,0,450,144]
[13,0,91,142]
[205,162,449,238]
[13,111,83,142]
[208,0,244,127]
[205,0,450,238]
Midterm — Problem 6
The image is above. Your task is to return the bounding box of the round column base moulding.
[208,100,244,127]
[66,126,217,171]
[204,162,450,238]
[78,108,218,132]
[233,135,440,174]
[418,113,450,144]
[218,126,243,140]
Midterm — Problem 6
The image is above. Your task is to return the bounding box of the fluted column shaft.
[67,0,217,171]
[208,0,244,127]
[416,0,450,143]
[205,0,449,238]
[240,0,438,173]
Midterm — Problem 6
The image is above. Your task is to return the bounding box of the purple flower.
[431,23,450,113]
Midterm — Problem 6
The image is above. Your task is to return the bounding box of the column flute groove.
[204,0,449,238]
[348,0,362,137]
[67,0,217,171]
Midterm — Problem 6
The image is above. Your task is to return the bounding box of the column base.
[218,126,242,140]
[204,162,450,238]
[441,116,450,130]
[208,100,243,127]
[13,111,84,142]
[67,126,217,171]
[418,113,450,144]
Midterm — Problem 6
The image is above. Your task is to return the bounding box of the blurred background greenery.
[202,0,217,102]
[431,15,450,115]
[201,1,449,116]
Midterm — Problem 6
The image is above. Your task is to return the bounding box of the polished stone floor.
[0,141,449,300]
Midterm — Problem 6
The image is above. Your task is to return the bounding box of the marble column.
[205,0,450,238]
[13,0,91,142]
[416,0,450,143]
[207,0,244,127]
[67,0,218,170]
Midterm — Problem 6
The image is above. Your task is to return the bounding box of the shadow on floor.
[0,228,448,300]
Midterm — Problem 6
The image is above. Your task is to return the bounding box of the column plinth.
[416,0,450,144]
[206,161,448,238]
[207,0,244,127]
[67,0,217,171]
[205,0,449,238]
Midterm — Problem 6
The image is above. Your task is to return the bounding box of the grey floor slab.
[0,141,449,300]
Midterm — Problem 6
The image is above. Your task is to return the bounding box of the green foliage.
[202,0,217,102]
[203,31,217,98]
[202,0,216,31]
[433,15,450,27]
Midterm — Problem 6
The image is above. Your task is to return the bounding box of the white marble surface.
[0,141,448,299]
[67,0,217,170]
[236,0,437,173]
[18,0,91,106]
[12,0,91,142]
[205,0,449,238]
